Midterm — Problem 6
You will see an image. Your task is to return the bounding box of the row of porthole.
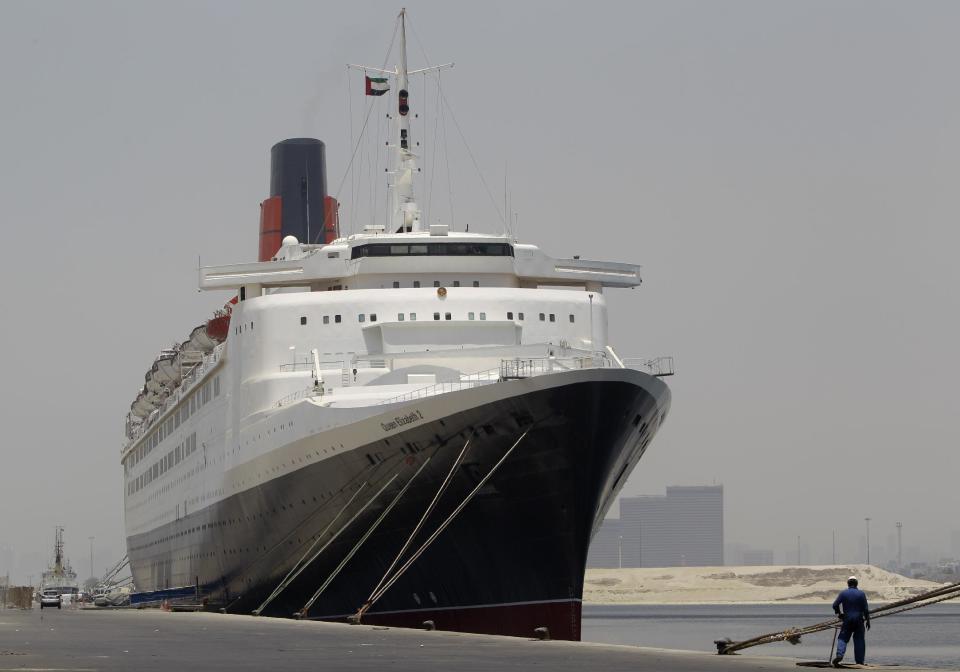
[127,464,203,514]
[132,491,340,553]
[392,280,480,289]
[129,376,220,470]
[299,312,577,325]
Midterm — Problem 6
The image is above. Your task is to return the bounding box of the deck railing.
[272,353,675,410]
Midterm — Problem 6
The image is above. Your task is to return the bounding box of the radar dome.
[282,235,299,247]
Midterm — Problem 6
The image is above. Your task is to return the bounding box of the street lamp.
[865,517,872,566]
[618,535,623,569]
[896,522,903,570]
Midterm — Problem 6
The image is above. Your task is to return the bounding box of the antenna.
[348,9,452,235]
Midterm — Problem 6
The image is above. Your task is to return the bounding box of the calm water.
[582,603,960,669]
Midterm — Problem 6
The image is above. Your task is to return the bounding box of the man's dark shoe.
[832,656,843,668]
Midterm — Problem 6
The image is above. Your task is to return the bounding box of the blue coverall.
[832,587,870,664]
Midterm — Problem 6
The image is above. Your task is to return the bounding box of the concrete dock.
[0,608,953,672]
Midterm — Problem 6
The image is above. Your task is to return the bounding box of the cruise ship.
[121,10,672,640]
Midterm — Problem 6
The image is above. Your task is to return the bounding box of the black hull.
[126,370,669,640]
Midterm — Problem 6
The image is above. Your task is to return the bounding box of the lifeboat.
[144,368,164,394]
[143,383,165,407]
[131,390,153,418]
[187,323,218,353]
[206,312,230,342]
[152,348,180,386]
[173,339,203,377]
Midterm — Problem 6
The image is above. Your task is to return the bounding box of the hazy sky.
[2,0,958,583]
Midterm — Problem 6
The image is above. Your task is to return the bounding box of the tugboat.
[39,526,79,601]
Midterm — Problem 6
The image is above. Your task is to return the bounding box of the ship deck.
[1,608,951,672]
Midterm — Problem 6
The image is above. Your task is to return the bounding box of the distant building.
[608,485,724,568]
[742,549,774,566]
[586,519,623,568]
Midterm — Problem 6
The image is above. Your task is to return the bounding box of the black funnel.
[270,138,328,245]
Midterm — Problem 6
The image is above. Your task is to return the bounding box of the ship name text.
[381,410,424,432]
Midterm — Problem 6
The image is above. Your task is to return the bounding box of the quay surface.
[0,608,953,672]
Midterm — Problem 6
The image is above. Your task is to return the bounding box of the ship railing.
[621,356,675,377]
[279,355,389,373]
[276,387,318,408]
[498,355,607,379]
[378,368,502,405]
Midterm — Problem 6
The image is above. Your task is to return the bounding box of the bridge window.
[413,281,421,288]
[323,316,330,325]
[473,281,480,287]
[410,313,417,320]
[453,281,460,287]
[549,314,556,322]
[358,314,365,323]
[445,312,452,320]
[393,281,400,288]
[300,316,307,325]
[569,314,575,323]
[398,313,405,321]
[539,313,545,321]
[433,312,440,320]
[507,312,513,320]
[335,315,342,324]
[351,242,513,259]
[519,312,524,320]
[370,314,377,322]
[468,312,475,320]
[480,312,486,320]
[434,281,440,287]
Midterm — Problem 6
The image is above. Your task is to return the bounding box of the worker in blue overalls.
[832,575,871,667]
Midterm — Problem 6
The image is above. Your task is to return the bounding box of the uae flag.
[365,76,389,96]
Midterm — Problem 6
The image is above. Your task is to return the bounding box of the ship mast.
[391,8,418,233]
[349,9,452,234]
[54,526,64,575]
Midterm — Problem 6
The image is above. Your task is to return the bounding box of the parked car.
[39,589,62,609]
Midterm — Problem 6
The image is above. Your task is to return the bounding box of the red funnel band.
[259,196,283,261]
[323,196,340,244]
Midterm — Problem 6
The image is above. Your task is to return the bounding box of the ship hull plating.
[126,369,669,640]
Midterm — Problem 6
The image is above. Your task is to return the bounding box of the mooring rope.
[716,580,960,654]
[253,476,397,615]
[252,483,369,615]
[299,456,434,616]
[353,438,472,622]
[361,428,531,612]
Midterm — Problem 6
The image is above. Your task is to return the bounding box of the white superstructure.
[121,228,660,534]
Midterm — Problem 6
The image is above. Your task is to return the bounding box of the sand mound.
[583,564,944,604]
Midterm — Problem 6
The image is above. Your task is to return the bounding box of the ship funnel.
[259,138,340,261]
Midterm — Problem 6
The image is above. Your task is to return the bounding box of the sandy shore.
[584,564,944,604]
